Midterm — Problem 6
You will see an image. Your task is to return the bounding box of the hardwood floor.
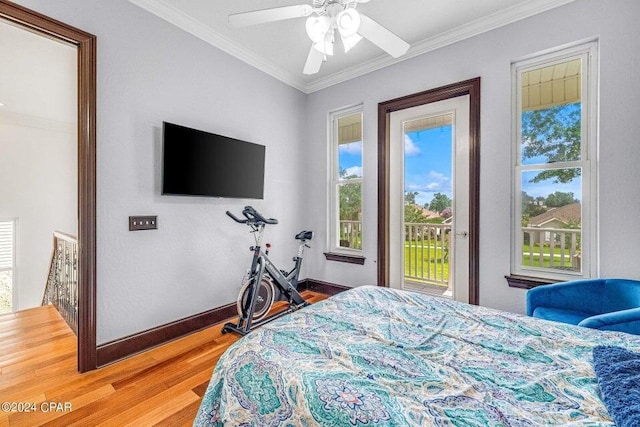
[0,291,327,427]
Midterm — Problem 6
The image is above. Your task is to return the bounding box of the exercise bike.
[222,206,313,335]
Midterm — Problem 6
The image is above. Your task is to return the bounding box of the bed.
[194,285,640,426]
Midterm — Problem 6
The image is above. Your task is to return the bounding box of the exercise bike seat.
[295,230,313,241]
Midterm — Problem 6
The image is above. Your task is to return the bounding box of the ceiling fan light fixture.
[229,1,411,75]
[305,15,331,43]
[341,32,362,53]
[336,8,361,37]
[313,29,334,55]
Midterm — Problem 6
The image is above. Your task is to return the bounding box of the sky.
[520,102,582,201]
[339,102,583,208]
[403,126,452,207]
[338,141,363,178]
[521,170,582,201]
[338,124,453,209]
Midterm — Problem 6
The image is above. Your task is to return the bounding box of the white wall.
[303,0,640,314]
[0,19,78,311]
[0,123,77,310]
[15,0,308,344]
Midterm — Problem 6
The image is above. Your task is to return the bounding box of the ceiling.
[129,0,577,93]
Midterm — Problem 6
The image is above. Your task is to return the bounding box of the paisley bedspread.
[194,286,640,426]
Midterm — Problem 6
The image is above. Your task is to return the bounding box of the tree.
[440,207,452,219]
[0,273,11,313]
[428,193,451,213]
[521,103,581,183]
[404,204,429,224]
[404,191,418,205]
[339,169,361,221]
[521,191,547,227]
[545,191,578,208]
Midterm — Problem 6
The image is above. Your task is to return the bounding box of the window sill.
[324,252,366,265]
[505,274,561,290]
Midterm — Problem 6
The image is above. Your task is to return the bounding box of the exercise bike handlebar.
[226,206,278,225]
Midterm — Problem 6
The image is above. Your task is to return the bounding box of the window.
[329,106,363,255]
[0,219,16,314]
[511,42,598,282]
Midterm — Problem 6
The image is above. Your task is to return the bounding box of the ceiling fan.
[229,0,410,75]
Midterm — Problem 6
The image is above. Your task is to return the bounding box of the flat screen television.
[162,122,265,199]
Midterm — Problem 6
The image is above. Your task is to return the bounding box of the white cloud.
[405,182,451,193]
[339,142,362,155]
[425,170,450,191]
[405,170,451,194]
[404,134,420,156]
[405,182,423,191]
[344,166,363,177]
[428,171,447,181]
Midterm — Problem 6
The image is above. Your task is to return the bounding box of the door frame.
[0,1,97,371]
[377,78,480,305]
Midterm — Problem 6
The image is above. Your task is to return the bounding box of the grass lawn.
[522,243,575,255]
[404,241,579,282]
[404,241,449,284]
[522,244,577,269]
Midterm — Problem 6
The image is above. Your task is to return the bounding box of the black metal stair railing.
[42,231,78,335]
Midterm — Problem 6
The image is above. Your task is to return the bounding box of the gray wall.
[12,0,640,343]
[14,0,308,344]
[303,0,640,314]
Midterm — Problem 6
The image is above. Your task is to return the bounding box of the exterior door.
[388,96,470,303]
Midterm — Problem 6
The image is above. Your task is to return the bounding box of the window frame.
[511,41,598,282]
[0,218,17,313]
[328,104,364,256]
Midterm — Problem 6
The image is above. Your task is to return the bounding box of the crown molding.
[129,0,577,94]
[0,110,75,133]
[127,0,308,92]
[305,0,578,92]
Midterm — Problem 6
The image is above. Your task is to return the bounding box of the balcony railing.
[338,220,581,291]
[405,222,451,288]
[522,227,581,271]
[338,220,452,287]
[339,220,362,250]
[42,231,78,334]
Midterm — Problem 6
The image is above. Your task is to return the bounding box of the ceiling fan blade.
[358,13,410,58]
[229,4,314,27]
[303,45,324,75]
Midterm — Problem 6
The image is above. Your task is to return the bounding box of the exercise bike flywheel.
[236,276,275,322]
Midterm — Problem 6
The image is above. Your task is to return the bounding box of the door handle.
[455,231,469,239]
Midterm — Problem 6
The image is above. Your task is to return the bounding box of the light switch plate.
[129,216,157,231]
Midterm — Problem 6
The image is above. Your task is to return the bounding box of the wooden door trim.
[377,78,480,305]
[0,1,97,371]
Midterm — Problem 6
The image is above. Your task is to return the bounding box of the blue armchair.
[526,278,640,335]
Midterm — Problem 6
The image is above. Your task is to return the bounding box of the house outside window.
[329,106,363,253]
[0,219,16,314]
[511,41,598,282]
